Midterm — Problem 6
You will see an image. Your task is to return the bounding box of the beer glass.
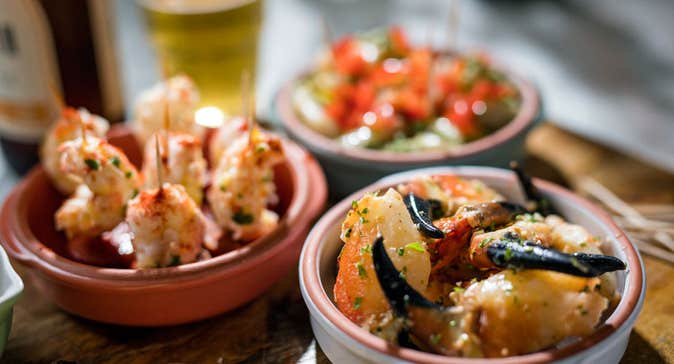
[139,0,262,116]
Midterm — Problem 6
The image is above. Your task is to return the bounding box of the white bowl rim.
[0,244,23,306]
[300,166,645,364]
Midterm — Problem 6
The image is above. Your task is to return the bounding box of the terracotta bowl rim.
[300,166,645,364]
[0,134,327,288]
[276,53,540,164]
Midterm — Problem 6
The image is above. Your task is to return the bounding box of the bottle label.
[0,0,61,142]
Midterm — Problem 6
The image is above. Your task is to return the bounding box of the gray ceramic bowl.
[300,166,645,364]
[276,65,542,197]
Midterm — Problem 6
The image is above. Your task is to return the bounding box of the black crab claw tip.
[403,194,445,239]
[486,239,626,278]
[509,161,559,216]
[372,235,439,316]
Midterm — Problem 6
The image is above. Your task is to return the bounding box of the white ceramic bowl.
[300,166,645,364]
[0,244,23,356]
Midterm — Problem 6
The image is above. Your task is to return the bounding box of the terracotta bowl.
[275,61,542,198]
[300,166,645,364]
[0,125,327,326]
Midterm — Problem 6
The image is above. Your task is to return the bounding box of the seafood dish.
[292,27,521,152]
[42,75,286,269]
[333,167,626,358]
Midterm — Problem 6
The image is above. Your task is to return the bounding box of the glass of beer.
[138,0,262,116]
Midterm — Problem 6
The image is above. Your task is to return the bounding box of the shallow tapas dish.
[275,27,541,197]
[0,124,327,326]
[299,166,644,363]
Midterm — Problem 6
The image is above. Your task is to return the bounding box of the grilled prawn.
[55,136,141,239]
[133,75,202,143]
[207,129,284,241]
[141,131,208,205]
[41,107,109,194]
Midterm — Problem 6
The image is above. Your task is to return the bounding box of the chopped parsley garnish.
[353,297,363,310]
[404,242,425,253]
[232,211,254,225]
[356,262,367,278]
[430,333,442,345]
[125,171,133,179]
[131,189,139,199]
[360,244,371,255]
[359,216,369,224]
[479,237,493,248]
[397,247,405,256]
[344,227,353,238]
[351,200,358,210]
[504,247,513,261]
[399,266,407,280]
[84,158,99,170]
[453,286,465,293]
[220,184,227,192]
[169,255,181,266]
[110,156,121,168]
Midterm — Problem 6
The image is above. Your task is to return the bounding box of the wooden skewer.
[240,69,256,145]
[447,0,460,51]
[155,133,163,190]
[633,238,674,265]
[162,97,170,165]
[48,80,65,113]
[320,15,333,49]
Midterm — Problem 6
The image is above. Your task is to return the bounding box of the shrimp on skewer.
[126,182,208,268]
[207,128,284,241]
[141,132,207,205]
[41,107,109,194]
[133,75,202,143]
[55,136,141,239]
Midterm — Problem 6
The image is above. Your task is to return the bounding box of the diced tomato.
[366,103,400,133]
[445,98,478,137]
[389,26,411,55]
[395,88,431,121]
[353,81,376,111]
[331,36,369,76]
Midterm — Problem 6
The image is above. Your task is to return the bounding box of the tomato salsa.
[292,27,521,152]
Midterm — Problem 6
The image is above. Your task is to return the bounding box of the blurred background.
[1,0,673,195]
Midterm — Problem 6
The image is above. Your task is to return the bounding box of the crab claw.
[485,234,626,277]
[510,161,559,216]
[372,235,475,356]
[404,194,445,239]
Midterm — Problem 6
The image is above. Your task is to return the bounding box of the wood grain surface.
[2,123,672,363]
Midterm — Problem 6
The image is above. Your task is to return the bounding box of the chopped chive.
[84,159,99,170]
[479,237,493,248]
[110,156,121,168]
[169,255,181,266]
[232,211,254,225]
[404,242,425,253]
[356,262,367,278]
[353,297,363,310]
[504,247,513,261]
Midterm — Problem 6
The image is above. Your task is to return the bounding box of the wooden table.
[2,124,672,363]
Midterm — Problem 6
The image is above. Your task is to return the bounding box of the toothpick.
[162,97,170,165]
[48,80,65,113]
[240,70,256,145]
[75,110,88,151]
[320,15,333,49]
[447,0,460,51]
[155,133,163,190]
